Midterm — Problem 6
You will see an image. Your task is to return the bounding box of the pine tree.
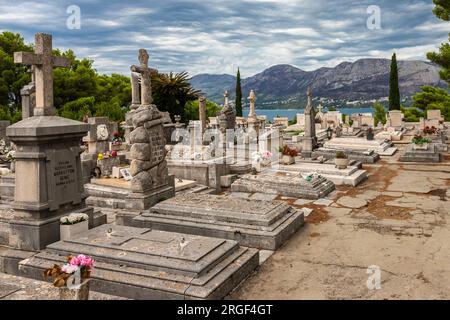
[235,68,242,117]
[389,53,401,111]
[427,0,450,85]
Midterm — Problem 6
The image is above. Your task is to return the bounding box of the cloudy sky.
[0,0,448,77]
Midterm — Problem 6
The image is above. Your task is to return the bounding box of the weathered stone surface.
[337,196,368,209]
[17,224,259,300]
[129,126,149,144]
[399,143,442,163]
[231,171,335,200]
[132,193,306,250]
[130,143,150,161]
[279,162,368,186]
[130,170,153,193]
[130,159,151,176]
[132,107,155,128]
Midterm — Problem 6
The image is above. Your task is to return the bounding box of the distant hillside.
[189,59,447,108]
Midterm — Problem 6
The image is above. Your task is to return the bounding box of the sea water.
[243,108,375,121]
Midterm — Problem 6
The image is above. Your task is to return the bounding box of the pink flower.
[61,264,78,274]
[69,256,80,266]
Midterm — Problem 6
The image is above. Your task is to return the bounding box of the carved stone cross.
[14,33,71,116]
[130,49,153,106]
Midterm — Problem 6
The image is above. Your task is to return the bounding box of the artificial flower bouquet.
[43,254,94,288]
[60,213,89,225]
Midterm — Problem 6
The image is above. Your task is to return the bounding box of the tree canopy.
[235,68,242,117]
[389,53,401,111]
[0,31,200,124]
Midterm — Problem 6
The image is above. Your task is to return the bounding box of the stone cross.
[248,90,256,118]
[130,49,152,107]
[199,96,207,134]
[14,33,70,116]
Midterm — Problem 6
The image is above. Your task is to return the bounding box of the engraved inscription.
[54,160,75,187]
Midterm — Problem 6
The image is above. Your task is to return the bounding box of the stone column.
[302,87,318,157]
[130,72,141,110]
[199,96,207,136]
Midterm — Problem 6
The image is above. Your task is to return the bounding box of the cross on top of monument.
[14,33,71,116]
[130,48,152,105]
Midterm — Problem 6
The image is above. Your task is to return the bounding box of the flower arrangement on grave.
[412,135,431,145]
[278,145,299,157]
[111,131,123,146]
[252,150,273,167]
[97,150,118,160]
[335,151,349,169]
[335,151,348,159]
[60,213,89,225]
[43,254,94,288]
[423,126,437,135]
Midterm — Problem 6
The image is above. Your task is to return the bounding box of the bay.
[243,107,376,121]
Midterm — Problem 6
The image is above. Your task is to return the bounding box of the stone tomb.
[18,224,259,300]
[322,137,397,156]
[312,147,380,164]
[278,162,367,186]
[231,171,335,199]
[399,143,442,163]
[131,193,305,250]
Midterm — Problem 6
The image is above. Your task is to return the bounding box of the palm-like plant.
[152,71,200,121]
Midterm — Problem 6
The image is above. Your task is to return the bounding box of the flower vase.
[413,143,428,151]
[282,155,295,165]
[59,279,90,300]
[60,220,89,241]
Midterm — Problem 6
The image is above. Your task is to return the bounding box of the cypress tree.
[235,68,243,116]
[389,53,401,110]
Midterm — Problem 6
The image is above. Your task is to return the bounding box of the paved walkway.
[231,160,450,299]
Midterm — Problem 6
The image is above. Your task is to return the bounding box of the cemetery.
[0,25,450,301]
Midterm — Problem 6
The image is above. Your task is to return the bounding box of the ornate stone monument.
[247,90,260,135]
[7,33,102,250]
[217,90,236,130]
[125,49,175,210]
[302,87,318,157]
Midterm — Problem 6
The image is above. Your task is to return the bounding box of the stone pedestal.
[6,116,97,250]
[124,175,175,211]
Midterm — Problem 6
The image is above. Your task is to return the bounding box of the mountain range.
[189,58,447,108]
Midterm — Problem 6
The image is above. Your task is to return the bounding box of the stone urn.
[335,158,349,169]
[282,155,295,165]
[60,220,89,241]
[59,279,90,300]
